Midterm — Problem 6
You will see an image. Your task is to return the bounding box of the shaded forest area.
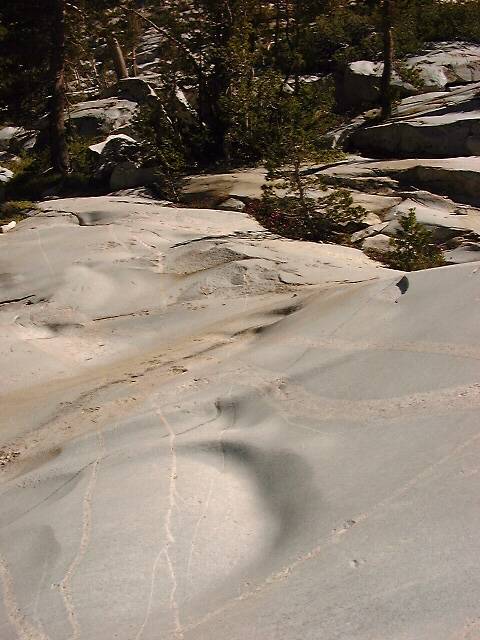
[2,1,480,177]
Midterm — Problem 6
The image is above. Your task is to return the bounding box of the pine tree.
[49,0,70,174]
[367,209,446,271]
[388,209,445,271]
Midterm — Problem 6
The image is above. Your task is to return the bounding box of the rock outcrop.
[335,42,480,113]
[335,60,418,112]
[68,98,139,137]
[313,157,480,253]
[347,82,480,158]
[1,194,480,640]
[408,41,480,89]
[335,64,480,261]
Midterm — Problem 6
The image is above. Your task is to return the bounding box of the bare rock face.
[68,98,139,137]
[335,42,480,114]
[0,126,36,164]
[349,109,480,158]
[218,197,247,212]
[362,233,391,252]
[347,82,480,158]
[88,134,144,188]
[335,60,418,112]
[0,220,16,233]
[324,157,480,207]
[3,37,480,640]
[407,41,480,89]
[312,156,480,253]
[0,126,24,151]
[110,77,158,104]
[109,162,160,191]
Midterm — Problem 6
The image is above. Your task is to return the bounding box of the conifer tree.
[49,0,70,174]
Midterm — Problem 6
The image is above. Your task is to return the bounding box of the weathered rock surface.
[0,126,24,152]
[336,60,418,112]
[317,157,480,209]
[68,98,139,137]
[0,166,13,183]
[109,163,161,191]
[335,42,480,113]
[347,78,480,158]
[88,134,143,187]
[444,240,480,264]
[407,41,480,90]
[3,37,480,639]
[0,220,16,233]
[218,197,247,212]
[108,77,158,103]
[1,195,480,640]
[349,109,480,158]
[88,133,138,157]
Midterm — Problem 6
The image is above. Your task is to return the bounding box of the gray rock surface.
[1,195,480,640]
[335,42,480,114]
[0,167,13,183]
[218,197,247,212]
[111,77,158,103]
[68,98,138,137]
[346,81,480,158]
[0,127,24,152]
[407,41,480,89]
[444,241,480,264]
[0,220,16,233]
[361,232,391,252]
[317,157,480,209]
[88,134,142,185]
[88,133,138,156]
[0,166,13,202]
[109,163,160,191]
[336,60,418,112]
[350,109,480,158]
[313,156,480,250]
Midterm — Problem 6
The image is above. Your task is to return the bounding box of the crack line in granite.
[58,430,105,640]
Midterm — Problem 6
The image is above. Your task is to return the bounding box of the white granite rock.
[1,194,480,640]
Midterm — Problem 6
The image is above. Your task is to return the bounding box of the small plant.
[247,186,367,244]
[367,208,445,271]
[394,61,425,90]
[5,137,102,200]
[68,136,98,176]
[316,189,368,235]
[3,152,36,175]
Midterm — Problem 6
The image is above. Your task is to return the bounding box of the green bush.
[247,188,366,244]
[366,209,445,271]
[131,103,189,200]
[6,137,100,200]
[68,135,98,177]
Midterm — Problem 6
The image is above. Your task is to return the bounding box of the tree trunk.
[49,0,70,175]
[380,0,394,120]
[130,13,140,76]
[108,37,129,81]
